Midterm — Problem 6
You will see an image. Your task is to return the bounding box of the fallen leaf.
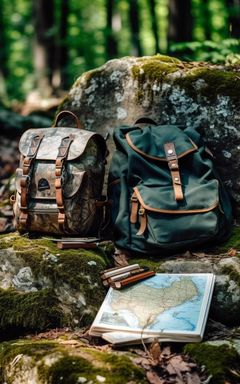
[186,371,201,384]
[161,346,171,359]
[166,355,190,378]
[59,340,79,345]
[146,370,165,384]
[227,248,237,257]
[0,217,8,233]
[112,248,129,266]
[149,340,161,362]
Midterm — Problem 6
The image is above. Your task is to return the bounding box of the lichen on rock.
[59,54,240,212]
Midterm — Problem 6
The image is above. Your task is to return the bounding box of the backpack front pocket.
[130,179,221,247]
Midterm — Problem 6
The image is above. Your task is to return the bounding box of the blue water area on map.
[143,275,207,332]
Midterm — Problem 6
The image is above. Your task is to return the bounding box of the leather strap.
[53,110,82,128]
[164,142,184,201]
[20,134,44,225]
[130,192,139,224]
[136,206,147,236]
[55,135,75,227]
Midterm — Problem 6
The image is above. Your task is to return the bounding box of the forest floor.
[0,106,240,384]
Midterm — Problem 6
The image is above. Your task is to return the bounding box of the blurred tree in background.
[0,0,239,103]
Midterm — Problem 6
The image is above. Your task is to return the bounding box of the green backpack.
[108,118,233,255]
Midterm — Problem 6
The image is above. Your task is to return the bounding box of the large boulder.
[59,55,240,212]
[0,228,240,339]
[0,233,109,339]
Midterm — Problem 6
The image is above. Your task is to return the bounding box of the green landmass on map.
[110,277,198,328]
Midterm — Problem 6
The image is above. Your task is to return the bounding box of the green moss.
[174,67,240,101]
[129,257,165,272]
[132,57,178,102]
[221,265,240,288]
[47,351,146,384]
[0,339,59,383]
[47,355,95,384]
[0,288,63,339]
[141,54,181,64]
[100,353,146,383]
[0,339,147,384]
[0,233,109,329]
[184,343,240,384]
[211,226,240,253]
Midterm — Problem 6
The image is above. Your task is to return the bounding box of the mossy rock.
[0,338,147,384]
[184,342,240,384]
[0,232,110,339]
[59,54,240,212]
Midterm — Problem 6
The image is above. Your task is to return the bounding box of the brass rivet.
[167,149,173,155]
[174,177,179,181]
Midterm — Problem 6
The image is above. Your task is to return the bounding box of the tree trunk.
[148,0,160,53]
[52,0,69,91]
[0,4,9,99]
[167,0,193,43]
[226,0,240,38]
[106,0,118,60]
[32,0,55,96]
[129,0,143,56]
[202,0,212,40]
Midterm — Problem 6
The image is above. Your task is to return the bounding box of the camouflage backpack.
[12,110,108,236]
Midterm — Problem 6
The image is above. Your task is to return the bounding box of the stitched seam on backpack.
[126,133,198,161]
[133,187,219,214]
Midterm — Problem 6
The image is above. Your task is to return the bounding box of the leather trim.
[130,192,139,223]
[136,206,147,236]
[164,142,184,201]
[126,133,198,161]
[133,187,219,214]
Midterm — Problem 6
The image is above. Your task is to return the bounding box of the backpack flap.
[19,127,106,161]
[125,125,197,160]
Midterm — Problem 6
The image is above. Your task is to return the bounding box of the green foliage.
[1,0,240,101]
[170,39,240,63]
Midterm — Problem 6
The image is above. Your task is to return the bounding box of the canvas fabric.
[12,111,107,236]
[108,120,233,255]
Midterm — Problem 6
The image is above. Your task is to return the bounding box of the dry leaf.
[186,371,201,384]
[227,248,237,257]
[166,355,190,378]
[0,217,8,233]
[146,370,165,384]
[149,340,161,362]
[59,340,79,345]
[161,346,171,359]
[112,250,129,267]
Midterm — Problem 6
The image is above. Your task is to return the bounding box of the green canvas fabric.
[108,123,233,255]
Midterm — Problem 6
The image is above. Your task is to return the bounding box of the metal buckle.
[138,208,145,215]
[131,196,138,202]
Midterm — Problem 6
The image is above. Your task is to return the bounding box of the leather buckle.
[169,161,179,170]
[55,177,62,189]
[20,175,30,187]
